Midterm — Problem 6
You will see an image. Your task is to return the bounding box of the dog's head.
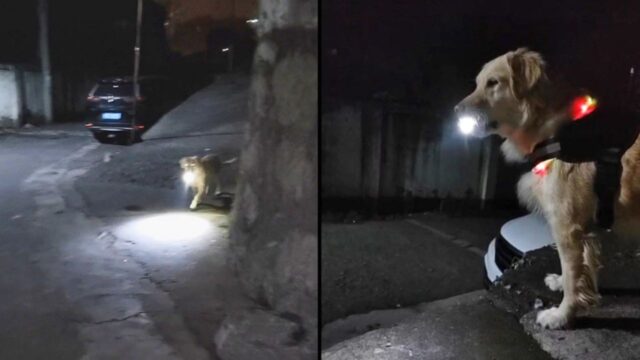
[179,156,200,170]
[454,48,548,140]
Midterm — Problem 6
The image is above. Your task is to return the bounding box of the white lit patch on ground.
[114,212,222,247]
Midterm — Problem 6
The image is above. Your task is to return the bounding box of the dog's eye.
[486,78,499,88]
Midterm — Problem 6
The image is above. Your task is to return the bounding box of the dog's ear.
[507,48,546,99]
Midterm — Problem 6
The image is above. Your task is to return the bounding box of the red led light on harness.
[531,95,597,177]
[570,95,597,121]
[532,158,554,177]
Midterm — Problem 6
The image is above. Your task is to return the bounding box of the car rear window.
[94,83,134,97]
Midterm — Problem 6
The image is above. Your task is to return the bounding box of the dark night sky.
[0,0,169,75]
[322,0,640,114]
[0,0,39,64]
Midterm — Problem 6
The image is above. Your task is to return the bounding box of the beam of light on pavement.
[114,212,219,246]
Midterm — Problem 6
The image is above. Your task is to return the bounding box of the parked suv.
[484,213,554,285]
[85,76,171,144]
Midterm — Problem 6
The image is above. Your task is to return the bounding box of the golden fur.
[180,154,223,209]
[456,48,640,329]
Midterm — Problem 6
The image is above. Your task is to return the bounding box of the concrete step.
[493,240,640,360]
[322,290,552,360]
[522,296,640,360]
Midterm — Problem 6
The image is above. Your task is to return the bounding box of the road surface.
[0,125,247,359]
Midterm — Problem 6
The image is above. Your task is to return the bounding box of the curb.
[0,128,90,138]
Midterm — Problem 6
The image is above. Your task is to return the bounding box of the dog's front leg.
[537,223,599,329]
[537,224,582,329]
[190,186,203,210]
[190,194,200,209]
[544,234,601,293]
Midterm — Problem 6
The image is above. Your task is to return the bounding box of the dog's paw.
[544,273,563,292]
[536,307,571,329]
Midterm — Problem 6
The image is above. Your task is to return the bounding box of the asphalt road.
[321,214,520,352]
[0,128,247,359]
[321,217,494,326]
[0,134,88,358]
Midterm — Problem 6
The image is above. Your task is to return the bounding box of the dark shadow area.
[194,193,234,214]
[574,317,640,332]
[600,288,640,297]
[322,196,525,223]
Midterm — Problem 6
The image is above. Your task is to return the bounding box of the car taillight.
[85,123,93,127]
[136,96,145,102]
[86,96,99,102]
[135,125,145,129]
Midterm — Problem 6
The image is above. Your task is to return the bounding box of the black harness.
[528,107,640,229]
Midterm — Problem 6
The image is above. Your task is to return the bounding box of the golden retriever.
[456,48,640,329]
[180,154,236,209]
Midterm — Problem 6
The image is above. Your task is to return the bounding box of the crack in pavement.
[20,141,210,359]
[92,311,149,325]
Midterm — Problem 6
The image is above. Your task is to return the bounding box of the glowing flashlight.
[182,170,196,185]
[458,115,479,135]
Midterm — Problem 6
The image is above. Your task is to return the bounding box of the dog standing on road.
[179,154,236,209]
[455,48,640,329]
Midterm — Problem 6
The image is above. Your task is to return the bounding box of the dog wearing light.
[182,170,196,185]
[454,47,640,330]
[180,154,222,209]
[179,154,237,210]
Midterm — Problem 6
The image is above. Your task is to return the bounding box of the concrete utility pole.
[38,0,53,124]
[131,0,143,143]
[133,0,143,95]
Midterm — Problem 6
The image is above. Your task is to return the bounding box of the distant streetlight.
[221,47,230,52]
[246,18,259,24]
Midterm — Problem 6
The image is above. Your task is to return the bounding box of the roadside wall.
[321,101,509,214]
[321,106,362,197]
[0,65,20,127]
[214,0,317,359]
[22,68,45,122]
[0,64,45,127]
[52,72,95,121]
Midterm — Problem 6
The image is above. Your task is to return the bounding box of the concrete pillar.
[214,0,317,359]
